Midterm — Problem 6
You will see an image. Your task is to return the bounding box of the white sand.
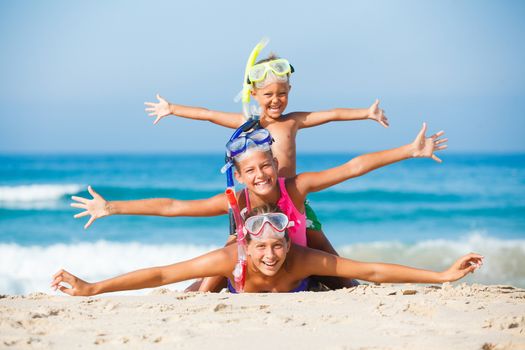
[1,283,524,350]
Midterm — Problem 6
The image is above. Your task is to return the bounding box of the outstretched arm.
[294,99,389,129]
[293,122,447,196]
[302,248,483,284]
[71,186,229,229]
[51,246,235,296]
[144,94,244,128]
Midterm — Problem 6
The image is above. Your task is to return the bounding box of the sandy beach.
[1,283,524,350]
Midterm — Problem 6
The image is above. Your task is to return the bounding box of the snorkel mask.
[226,128,273,159]
[221,127,273,178]
[248,58,294,89]
[243,213,294,240]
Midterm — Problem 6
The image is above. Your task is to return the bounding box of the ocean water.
[1,153,524,294]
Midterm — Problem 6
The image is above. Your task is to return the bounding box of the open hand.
[51,269,94,296]
[411,122,448,163]
[71,186,108,229]
[368,99,389,128]
[441,253,484,282]
[144,94,171,124]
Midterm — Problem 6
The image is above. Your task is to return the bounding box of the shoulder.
[222,243,238,258]
[284,175,301,194]
[208,243,238,271]
[281,112,303,124]
[288,244,337,269]
[284,173,309,199]
[286,244,326,272]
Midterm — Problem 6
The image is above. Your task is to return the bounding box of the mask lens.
[249,64,267,83]
[266,213,288,231]
[249,129,270,143]
[245,213,289,236]
[245,215,265,235]
[269,60,290,75]
[227,137,247,154]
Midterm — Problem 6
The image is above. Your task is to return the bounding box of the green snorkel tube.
[240,37,269,120]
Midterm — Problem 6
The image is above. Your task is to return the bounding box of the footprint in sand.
[483,315,525,334]
[213,303,231,312]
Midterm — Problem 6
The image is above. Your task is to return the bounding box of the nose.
[254,166,264,178]
[264,245,276,259]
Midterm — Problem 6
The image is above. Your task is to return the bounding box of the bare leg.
[184,279,203,292]
[195,235,237,292]
[198,276,228,292]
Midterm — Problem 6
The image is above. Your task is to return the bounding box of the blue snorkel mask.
[222,128,273,170]
[221,119,268,187]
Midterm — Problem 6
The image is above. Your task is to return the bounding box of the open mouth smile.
[262,260,277,267]
[254,179,271,188]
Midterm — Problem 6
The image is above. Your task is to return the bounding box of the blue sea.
[1,153,524,294]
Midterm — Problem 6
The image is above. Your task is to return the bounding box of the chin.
[258,262,284,276]
[265,109,283,119]
[253,185,274,196]
[252,179,276,195]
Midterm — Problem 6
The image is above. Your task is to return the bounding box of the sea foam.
[338,232,525,288]
[0,241,218,295]
[0,184,82,209]
[1,233,524,295]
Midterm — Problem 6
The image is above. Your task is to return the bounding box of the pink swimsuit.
[244,177,307,246]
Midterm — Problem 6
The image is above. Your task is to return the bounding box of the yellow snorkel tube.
[241,37,269,120]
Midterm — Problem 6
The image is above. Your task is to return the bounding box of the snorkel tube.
[225,188,247,292]
[240,37,269,120]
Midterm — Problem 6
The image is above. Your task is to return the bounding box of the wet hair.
[243,204,290,243]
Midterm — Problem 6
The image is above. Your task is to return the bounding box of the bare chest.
[265,125,298,177]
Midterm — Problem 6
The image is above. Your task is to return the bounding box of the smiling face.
[251,82,291,120]
[246,227,290,276]
[234,150,279,197]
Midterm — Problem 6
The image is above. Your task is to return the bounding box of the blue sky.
[1,0,524,153]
